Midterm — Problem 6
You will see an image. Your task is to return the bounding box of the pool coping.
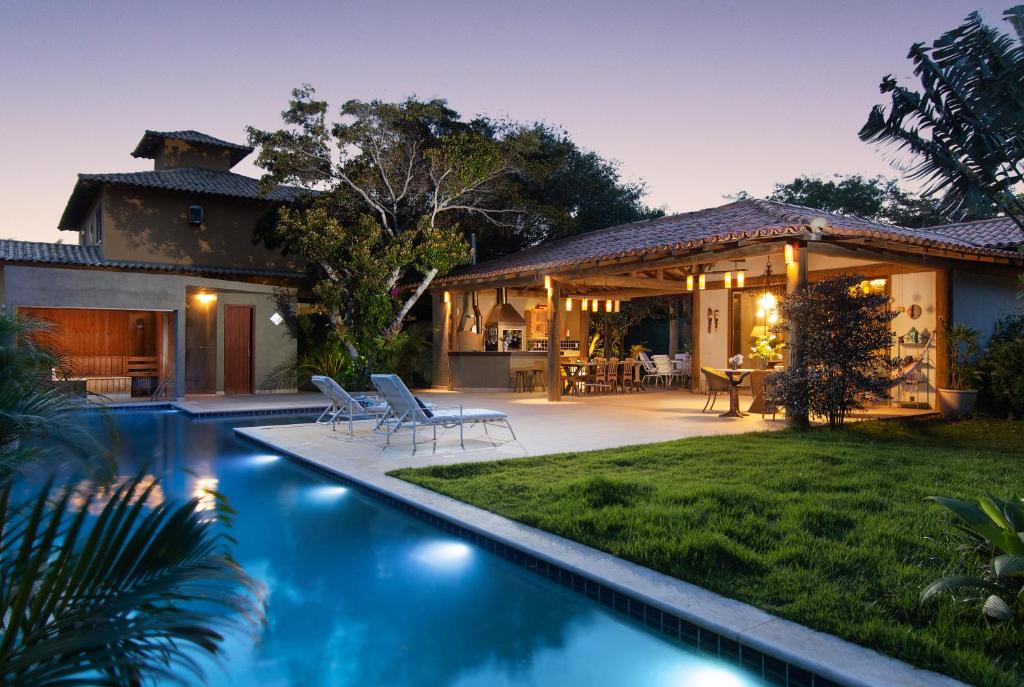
[234,425,967,687]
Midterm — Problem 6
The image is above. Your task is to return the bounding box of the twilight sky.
[0,0,1009,244]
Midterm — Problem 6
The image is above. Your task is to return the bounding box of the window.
[93,207,103,245]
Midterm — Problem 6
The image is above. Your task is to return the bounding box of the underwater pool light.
[411,540,473,571]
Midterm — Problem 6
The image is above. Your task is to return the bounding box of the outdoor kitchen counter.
[447,351,550,390]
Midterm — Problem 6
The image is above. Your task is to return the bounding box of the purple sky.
[0,0,1009,243]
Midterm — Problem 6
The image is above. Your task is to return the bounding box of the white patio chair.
[672,353,692,387]
[370,373,516,454]
[637,352,662,387]
[311,375,389,435]
[651,354,675,387]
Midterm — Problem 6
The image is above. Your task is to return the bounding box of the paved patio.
[237,388,776,471]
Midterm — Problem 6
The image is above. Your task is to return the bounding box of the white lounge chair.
[370,373,516,453]
[311,375,389,434]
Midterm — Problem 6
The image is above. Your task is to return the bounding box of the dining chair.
[700,367,732,413]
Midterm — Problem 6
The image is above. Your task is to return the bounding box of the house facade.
[0,130,307,400]
[431,199,1024,408]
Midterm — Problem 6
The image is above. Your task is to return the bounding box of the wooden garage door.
[224,305,254,395]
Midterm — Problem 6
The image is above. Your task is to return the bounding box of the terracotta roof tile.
[438,199,1022,285]
[58,168,311,229]
[0,239,302,279]
[923,216,1024,249]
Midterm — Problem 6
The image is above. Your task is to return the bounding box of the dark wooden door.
[224,305,254,395]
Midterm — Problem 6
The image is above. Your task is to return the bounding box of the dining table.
[719,368,754,417]
[560,360,642,395]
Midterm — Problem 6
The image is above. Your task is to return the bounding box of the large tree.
[248,87,530,361]
[859,5,1024,227]
[249,87,661,366]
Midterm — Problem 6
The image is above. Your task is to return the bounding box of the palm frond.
[0,474,266,686]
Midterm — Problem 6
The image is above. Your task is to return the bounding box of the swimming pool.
[100,410,762,686]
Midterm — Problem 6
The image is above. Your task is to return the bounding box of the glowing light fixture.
[724,271,732,289]
[269,312,284,326]
[605,299,613,313]
[581,298,589,311]
[443,290,451,305]
[613,300,620,313]
[195,292,216,305]
[565,298,573,312]
[698,274,706,290]
[737,270,745,288]
[784,243,796,265]
[544,275,553,297]
[686,274,694,291]
[412,540,473,571]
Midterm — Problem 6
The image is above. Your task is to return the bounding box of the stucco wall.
[99,186,299,272]
[952,269,1023,344]
[697,288,729,370]
[1,265,297,397]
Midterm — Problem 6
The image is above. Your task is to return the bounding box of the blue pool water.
[90,411,762,686]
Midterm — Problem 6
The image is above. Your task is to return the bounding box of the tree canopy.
[730,174,954,228]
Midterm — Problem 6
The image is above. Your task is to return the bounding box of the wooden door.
[224,305,254,395]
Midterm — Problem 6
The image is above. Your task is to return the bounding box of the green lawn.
[391,419,1024,687]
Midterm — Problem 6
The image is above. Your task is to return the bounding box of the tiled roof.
[0,239,303,279]
[438,199,1023,285]
[58,168,311,229]
[131,130,253,164]
[922,216,1024,249]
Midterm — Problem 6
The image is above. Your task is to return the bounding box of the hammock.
[887,331,935,389]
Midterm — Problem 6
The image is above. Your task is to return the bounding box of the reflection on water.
[67,474,164,514]
[68,411,761,687]
[190,475,219,512]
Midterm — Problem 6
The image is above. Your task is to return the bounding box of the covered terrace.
[430,199,1024,407]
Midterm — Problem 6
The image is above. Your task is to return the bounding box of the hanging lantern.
[737,270,745,288]
[581,298,589,311]
[784,243,796,265]
[565,298,573,312]
[724,271,732,289]
[613,300,620,313]
[605,299,612,313]
[686,275,694,291]
[443,291,451,305]
[698,274,706,290]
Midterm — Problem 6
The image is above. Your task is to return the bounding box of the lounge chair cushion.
[429,408,507,423]
[415,397,434,418]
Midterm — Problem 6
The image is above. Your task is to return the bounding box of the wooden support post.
[547,279,562,400]
[690,290,701,392]
[668,300,679,355]
[934,268,951,390]
[432,291,454,390]
[786,241,809,428]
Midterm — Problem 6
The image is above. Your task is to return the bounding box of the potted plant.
[749,334,786,369]
[938,322,981,420]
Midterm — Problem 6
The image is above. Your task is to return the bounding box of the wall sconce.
[784,243,796,265]
[698,274,706,290]
[724,271,732,289]
[737,270,745,288]
[565,298,573,312]
[605,299,612,313]
[686,275,694,291]
[443,291,451,305]
[195,292,217,305]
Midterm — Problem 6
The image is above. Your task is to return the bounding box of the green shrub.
[977,314,1024,418]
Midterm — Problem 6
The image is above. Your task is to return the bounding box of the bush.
[771,274,901,428]
[977,313,1024,418]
